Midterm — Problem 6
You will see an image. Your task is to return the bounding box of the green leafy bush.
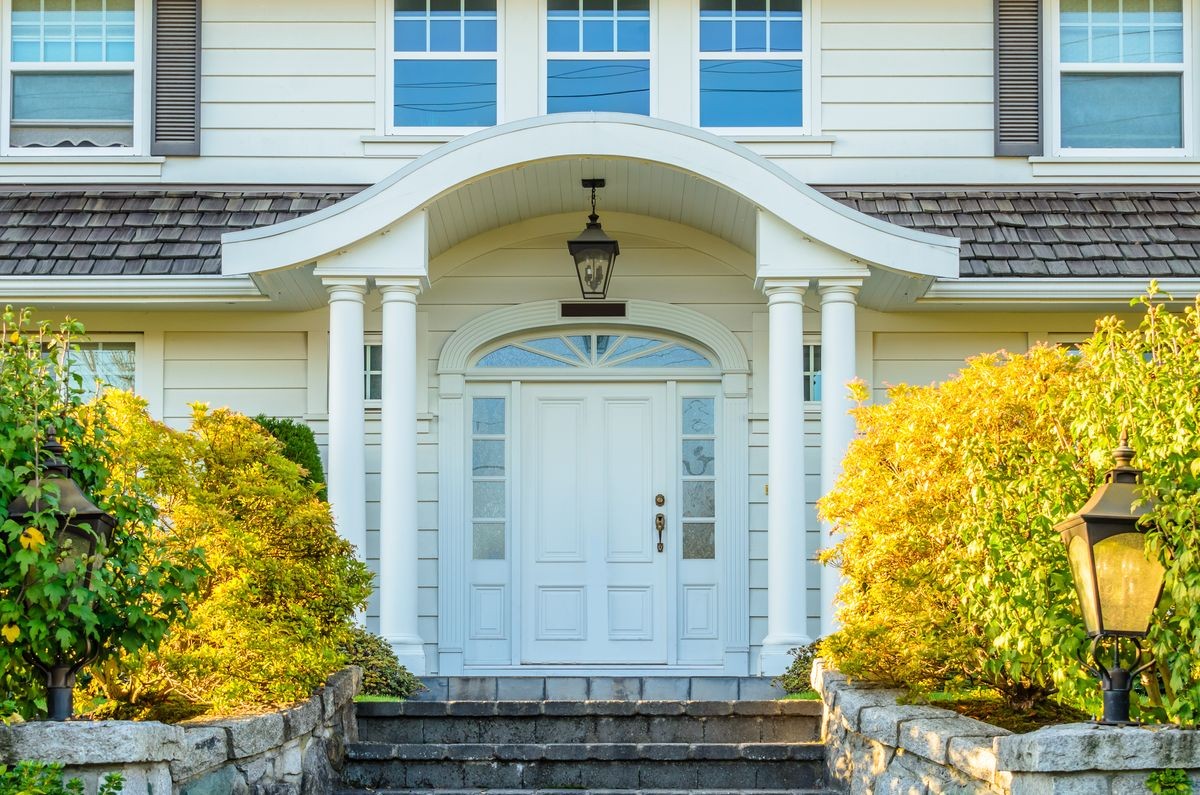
[254,416,327,501]
[1146,769,1192,795]
[90,395,372,719]
[821,285,1200,723]
[0,308,203,719]
[338,625,424,698]
[0,761,122,795]
[774,642,820,695]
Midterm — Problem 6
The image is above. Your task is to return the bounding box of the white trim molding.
[921,277,1200,303]
[0,275,267,303]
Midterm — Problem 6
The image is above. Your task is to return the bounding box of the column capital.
[818,278,863,303]
[322,277,368,302]
[759,277,809,301]
[377,276,428,300]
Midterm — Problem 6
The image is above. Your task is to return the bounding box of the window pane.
[682,440,716,477]
[615,344,712,367]
[700,59,802,127]
[549,0,579,15]
[683,398,715,435]
[547,58,650,114]
[700,19,732,51]
[368,374,382,400]
[464,19,496,51]
[1060,0,1088,24]
[683,480,715,518]
[524,336,585,362]
[472,397,505,434]
[473,439,505,476]
[683,522,716,559]
[429,18,461,50]
[735,19,766,51]
[616,19,649,51]
[701,0,732,16]
[1090,26,1119,62]
[394,59,495,126]
[13,71,133,120]
[1061,73,1181,149]
[396,19,427,50]
[473,522,505,559]
[582,18,614,50]
[473,480,505,519]
[69,342,135,394]
[1060,25,1090,62]
[465,0,496,15]
[737,0,766,16]
[477,344,572,367]
[367,344,383,371]
[1154,26,1183,62]
[548,19,580,50]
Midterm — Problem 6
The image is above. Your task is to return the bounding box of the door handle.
[655,513,665,552]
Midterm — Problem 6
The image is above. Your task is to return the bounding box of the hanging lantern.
[568,178,620,300]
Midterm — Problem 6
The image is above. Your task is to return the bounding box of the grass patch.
[354,695,406,703]
[783,690,821,700]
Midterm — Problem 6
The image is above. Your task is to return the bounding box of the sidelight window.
[471,396,507,560]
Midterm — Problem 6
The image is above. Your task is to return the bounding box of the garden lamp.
[1055,431,1165,725]
[6,426,116,721]
[568,178,619,300]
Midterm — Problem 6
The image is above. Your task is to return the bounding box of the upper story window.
[545,0,651,115]
[392,0,499,129]
[1054,0,1188,153]
[698,0,806,130]
[6,0,140,151]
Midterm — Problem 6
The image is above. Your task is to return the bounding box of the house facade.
[2,0,1198,678]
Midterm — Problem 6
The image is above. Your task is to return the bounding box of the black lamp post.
[1055,432,1166,725]
[568,178,620,300]
[6,426,116,721]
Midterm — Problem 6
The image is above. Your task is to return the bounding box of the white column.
[759,279,811,675]
[818,279,861,639]
[378,278,428,674]
[324,279,368,560]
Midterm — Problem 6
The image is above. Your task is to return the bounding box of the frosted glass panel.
[683,522,716,560]
[472,440,505,476]
[478,345,570,367]
[683,398,715,435]
[1061,73,1181,148]
[682,440,716,477]
[615,345,712,368]
[473,522,505,559]
[683,480,715,519]
[476,335,714,370]
[472,397,505,434]
[473,480,505,519]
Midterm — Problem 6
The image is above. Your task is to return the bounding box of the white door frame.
[436,300,751,676]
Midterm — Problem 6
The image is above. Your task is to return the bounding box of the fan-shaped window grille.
[475,333,713,369]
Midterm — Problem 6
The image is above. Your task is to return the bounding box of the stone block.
[688,701,734,716]
[702,716,759,743]
[405,761,465,789]
[638,700,686,715]
[643,677,691,700]
[689,743,741,760]
[779,699,824,715]
[447,700,496,716]
[412,676,448,701]
[946,735,1001,784]
[446,743,495,761]
[448,676,497,700]
[278,738,304,778]
[899,714,1009,764]
[589,677,642,700]
[170,726,229,781]
[587,743,640,760]
[482,717,538,744]
[638,761,697,789]
[1009,771,1116,794]
[299,736,333,795]
[997,723,1200,773]
[577,760,639,789]
[544,677,588,700]
[638,743,690,760]
[859,704,950,746]
[826,686,904,732]
[594,715,647,742]
[282,696,322,739]
[241,754,275,787]
[738,677,786,700]
[587,700,639,716]
[647,715,703,743]
[215,712,285,759]
[2,720,184,765]
[397,700,447,716]
[497,677,546,701]
[319,667,359,718]
[494,743,543,761]
[733,700,780,715]
[178,764,250,795]
[696,759,757,789]
[1111,771,1157,795]
[741,743,789,760]
[495,700,542,716]
[692,677,740,701]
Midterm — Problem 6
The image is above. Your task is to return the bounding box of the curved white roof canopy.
[221,114,959,281]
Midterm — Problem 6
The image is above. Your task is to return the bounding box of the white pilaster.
[323,279,368,560]
[378,278,428,674]
[818,279,862,639]
[759,279,811,676]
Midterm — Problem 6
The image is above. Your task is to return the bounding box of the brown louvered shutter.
[152,0,201,155]
[994,0,1042,156]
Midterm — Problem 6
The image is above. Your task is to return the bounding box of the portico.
[221,114,959,677]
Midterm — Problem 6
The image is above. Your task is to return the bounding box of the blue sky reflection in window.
[547,0,651,114]
[394,0,497,127]
[700,0,803,128]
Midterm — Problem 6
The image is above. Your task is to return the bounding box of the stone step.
[336,789,837,795]
[413,677,787,702]
[340,742,826,791]
[356,700,822,745]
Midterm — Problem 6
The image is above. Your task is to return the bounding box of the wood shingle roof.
[0,187,1198,278]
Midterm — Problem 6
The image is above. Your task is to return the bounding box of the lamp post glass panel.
[6,427,116,721]
[568,178,619,300]
[1055,433,1166,725]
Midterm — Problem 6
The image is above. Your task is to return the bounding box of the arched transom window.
[475,332,714,369]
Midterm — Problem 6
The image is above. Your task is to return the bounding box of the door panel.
[521,384,668,664]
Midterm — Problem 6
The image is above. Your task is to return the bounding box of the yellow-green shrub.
[822,286,1200,722]
[92,396,372,719]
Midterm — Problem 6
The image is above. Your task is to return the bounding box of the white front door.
[520,383,669,664]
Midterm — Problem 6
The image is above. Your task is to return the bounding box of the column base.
[384,635,428,676]
[759,635,811,676]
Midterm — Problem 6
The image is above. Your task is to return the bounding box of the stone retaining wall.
[813,660,1200,794]
[0,666,361,795]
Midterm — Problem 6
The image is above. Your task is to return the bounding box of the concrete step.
[356,700,822,745]
[340,742,826,791]
[413,677,787,702]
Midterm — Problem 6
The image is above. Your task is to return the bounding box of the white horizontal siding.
[871,332,1029,402]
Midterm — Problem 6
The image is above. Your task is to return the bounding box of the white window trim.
[365,335,382,408]
[384,0,505,136]
[692,0,814,137]
[538,0,658,117]
[802,334,820,407]
[0,0,150,157]
[1048,0,1193,157]
[71,332,143,396]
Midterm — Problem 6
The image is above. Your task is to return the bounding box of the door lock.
[655,513,665,552]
